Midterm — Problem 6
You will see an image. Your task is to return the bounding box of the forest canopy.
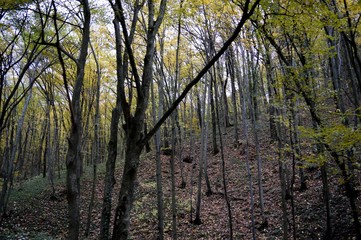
[0,0,360,239]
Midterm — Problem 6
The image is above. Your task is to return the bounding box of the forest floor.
[0,124,360,239]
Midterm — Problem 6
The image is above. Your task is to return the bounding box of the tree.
[193,75,210,225]
[0,2,46,136]
[238,37,257,240]
[99,1,143,238]
[85,40,102,237]
[108,0,260,238]
[109,0,167,238]
[255,0,361,237]
[151,69,165,240]
[48,0,91,238]
[0,1,51,213]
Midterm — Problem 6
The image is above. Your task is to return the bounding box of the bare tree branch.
[143,0,261,145]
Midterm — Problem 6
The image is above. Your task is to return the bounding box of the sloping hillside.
[0,125,359,239]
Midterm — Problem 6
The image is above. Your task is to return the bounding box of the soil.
[0,125,360,239]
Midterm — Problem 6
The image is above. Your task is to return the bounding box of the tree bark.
[151,76,164,240]
[99,18,124,240]
[194,79,209,225]
[111,1,167,239]
[100,2,142,237]
[0,87,32,216]
[227,49,239,147]
[85,40,101,237]
[248,44,267,227]
[239,47,256,240]
[53,0,91,238]
[214,59,234,239]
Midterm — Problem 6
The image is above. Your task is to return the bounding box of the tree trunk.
[249,46,267,227]
[202,33,218,154]
[194,80,209,225]
[188,95,196,223]
[321,163,331,238]
[289,98,306,191]
[273,92,288,240]
[278,129,288,240]
[43,99,51,179]
[251,89,267,226]
[170,117,177,239]
[220,75,231,128]
[100,1,142,236]
[112,132,143,240]
[209,78,219,155]
[38,119,47,176]
[1,88,32,216]
[54,0,91,238]
[239,52,256,240]
[50,102,59,196]
[196,93,203,129]
[214,61,234,239]
[263,43,278,142]
[204,87,212,196]
[111,0,167,238]
[173,1,186,188]
[16,120,30,181]
[85,40,101,237]
[100,106,120,239]
[227,49,239,147]
[0,122,13,217]
[151,76,164,240]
